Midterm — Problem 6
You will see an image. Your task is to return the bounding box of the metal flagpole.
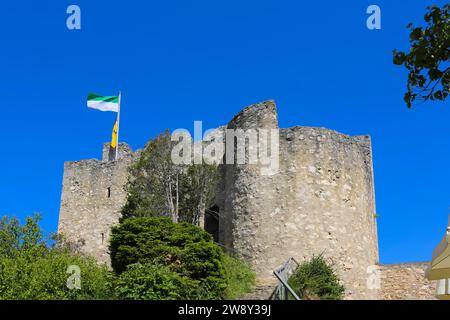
[115,91,122,160]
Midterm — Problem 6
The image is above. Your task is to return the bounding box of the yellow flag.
[111,119,118,148]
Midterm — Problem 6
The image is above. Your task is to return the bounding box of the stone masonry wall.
[379,263,436,300]
[218,101,379,299]
[57,101,439,300]
[58,143,137,265]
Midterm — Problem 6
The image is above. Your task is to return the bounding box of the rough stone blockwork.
[379,263,436,300]
[217,101,379,299]
[58,143,138,265]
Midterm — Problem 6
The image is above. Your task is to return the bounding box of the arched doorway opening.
[205,205,219,242]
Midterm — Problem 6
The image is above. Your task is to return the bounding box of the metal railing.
[271,257,301,300]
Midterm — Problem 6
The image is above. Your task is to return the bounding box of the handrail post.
[272,257,301,300]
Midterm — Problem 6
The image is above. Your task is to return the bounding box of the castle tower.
[58,143,137,264]
[217,101,379,299]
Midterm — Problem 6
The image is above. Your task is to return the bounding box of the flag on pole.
[108,118,119,161]
[111,118,118,149]
[87,93,119,112]
[86,92,122,161]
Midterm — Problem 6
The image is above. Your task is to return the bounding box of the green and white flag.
[87,93,119,112]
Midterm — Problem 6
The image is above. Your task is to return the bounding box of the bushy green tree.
[121,131,220,225]
[0,215,47,259]
[0,250,114,300]
[179,164,220,226]
[115,263,202,300]
[393,4,450,107]
[110,217,227,298]
[0,215,114,300]
[122,131,179,221]
[288,255,345,300]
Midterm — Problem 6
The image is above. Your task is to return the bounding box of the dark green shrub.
[110,217,227,299]
[288,255,345,300]
[115,263,201,300]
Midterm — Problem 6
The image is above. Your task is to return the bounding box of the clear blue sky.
[0,1,448,263]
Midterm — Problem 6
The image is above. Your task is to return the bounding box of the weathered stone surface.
[217,101,379,299]
[239,285,277,300]
[378,263,436,300]
[58,143,138,265]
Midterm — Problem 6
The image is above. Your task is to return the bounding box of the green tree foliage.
[0,214,253,300]
[121,131,220,225]
[110,217,254,299]
[0,215,46,259]
[110,217,227,298]
[122,131,179,221]
[393,4,450,107]
[179,164,220,226]
[0,215,114,300]
[116,259,255,300]
[288,255,345,300]
[115,263,203,300]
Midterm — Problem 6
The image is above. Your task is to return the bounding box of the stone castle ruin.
[58,100,436,299]
[58,143,138,264]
